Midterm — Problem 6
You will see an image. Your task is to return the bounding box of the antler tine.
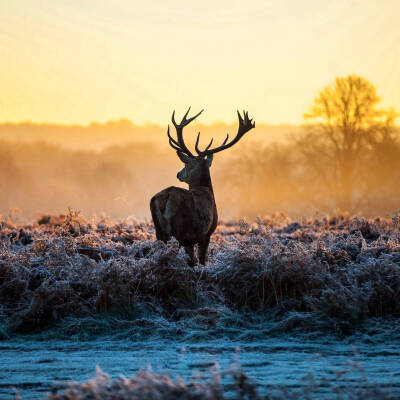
[195,132,213,155]
[196,110,255,157]
[167,125,179,147]
[168,116,193,156]
[171,110,177,127]
[184,108,204,125]
[195,132,201,153]
[204,138,213,152]
[169,139,181,152]
[168,108,204,157]
[237,110,243,123]
[182,106,192,121]
[172,108,204,127]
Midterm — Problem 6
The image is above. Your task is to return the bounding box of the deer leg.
[184,245,195,267]
[198,236,211,265]
[150,197,168,242]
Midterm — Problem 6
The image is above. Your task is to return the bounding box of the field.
[1,212,400,398]
[3,1,400,398]
[2,211,400,336]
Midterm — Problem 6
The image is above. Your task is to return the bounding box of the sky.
[0,0,399,125]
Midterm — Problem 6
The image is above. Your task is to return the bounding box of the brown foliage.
[1,212,400,337]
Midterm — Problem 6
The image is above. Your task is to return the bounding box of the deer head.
[168,107,255,187]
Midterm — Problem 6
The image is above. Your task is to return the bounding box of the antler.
[167,107,203,157]
[195,110,255,156]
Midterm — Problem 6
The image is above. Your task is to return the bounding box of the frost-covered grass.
[18,363,396,400]
[1,211,400,337]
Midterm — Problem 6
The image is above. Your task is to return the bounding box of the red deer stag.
[150,108,255,265]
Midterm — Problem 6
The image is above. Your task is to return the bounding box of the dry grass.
[1,210,400,336]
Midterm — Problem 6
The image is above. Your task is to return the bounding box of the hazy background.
[0,120,303,219]
[1,1,399,220]
[0,111,399,220]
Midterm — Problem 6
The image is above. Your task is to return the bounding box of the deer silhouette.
[150,108,255,265]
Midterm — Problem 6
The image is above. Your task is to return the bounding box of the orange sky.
[1,0,399,125]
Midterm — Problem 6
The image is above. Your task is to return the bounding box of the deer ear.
[206,154,213,167]
[177,151,191,164]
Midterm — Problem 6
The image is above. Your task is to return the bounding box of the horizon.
[0,117,308,128]
[0,114,399,129]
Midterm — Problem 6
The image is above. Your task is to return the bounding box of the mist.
[0,120,399,221]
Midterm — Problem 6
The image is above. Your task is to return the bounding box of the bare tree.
[297,75,397,212]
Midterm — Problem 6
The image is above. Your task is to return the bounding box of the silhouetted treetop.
[304,75,396,131]
[299,75,398,212]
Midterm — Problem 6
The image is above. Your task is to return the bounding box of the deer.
[150,108,255,266]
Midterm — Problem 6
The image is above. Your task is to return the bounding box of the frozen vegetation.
[1,211,400,398]
[38,363,396,400]
[1,211,400,337]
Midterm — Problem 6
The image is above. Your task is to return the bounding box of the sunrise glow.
[1,0,399,125]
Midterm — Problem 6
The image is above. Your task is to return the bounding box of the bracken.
[1,210,399,336]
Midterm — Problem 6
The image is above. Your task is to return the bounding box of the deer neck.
[189,167,214,193]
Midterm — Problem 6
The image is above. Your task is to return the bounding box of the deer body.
[151,186,217,265]
[150,108,254,265]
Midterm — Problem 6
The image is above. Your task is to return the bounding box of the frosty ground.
[0,212,399,398]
